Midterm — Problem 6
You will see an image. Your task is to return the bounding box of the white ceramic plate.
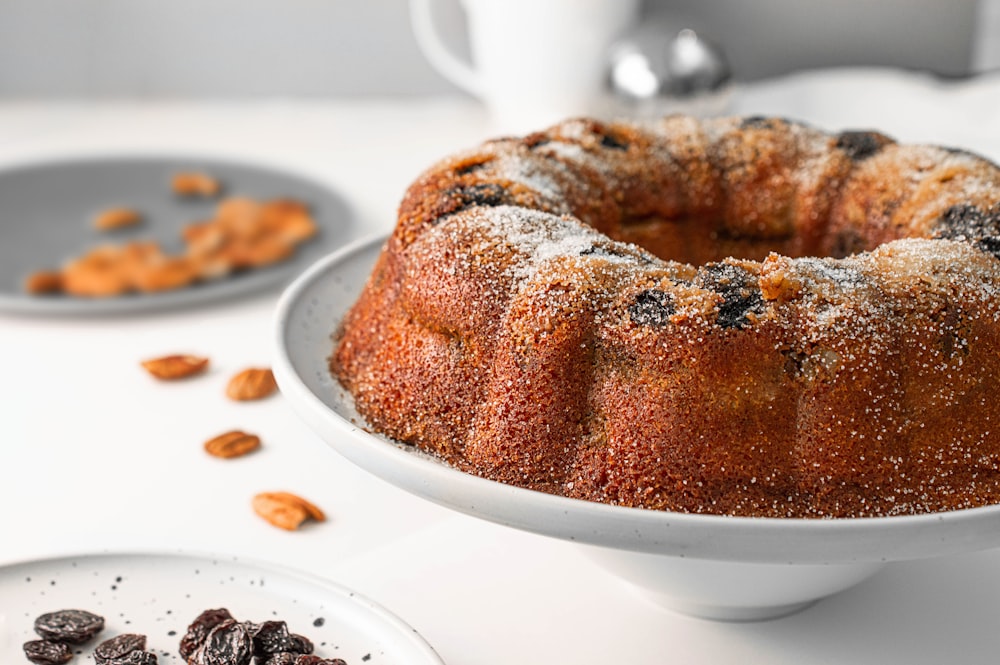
[0,155,354,316]
[273,236,1000,566]
[0,551,443,665]
[274,236,1000,619]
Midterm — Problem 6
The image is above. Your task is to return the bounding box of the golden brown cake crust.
[331,115,1000,518]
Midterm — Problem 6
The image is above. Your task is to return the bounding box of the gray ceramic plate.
[0,155,353,315]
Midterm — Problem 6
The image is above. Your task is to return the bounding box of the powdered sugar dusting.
[474,206,636,282]
[489,153,568,202]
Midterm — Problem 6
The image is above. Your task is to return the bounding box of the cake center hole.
[611,214,867,265]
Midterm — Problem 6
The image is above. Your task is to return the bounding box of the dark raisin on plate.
[262,651,345,665]
[181,609,345,665]
[250,621,313,657]
[178,608,235,661]
[261,654,299,665]
[286,634,314,656]
[294,657,347,665]
[191,619,253,665]
[94,633,147,664]
[104,651,158,665]
[23,639,73,665]
[34,610,105,644]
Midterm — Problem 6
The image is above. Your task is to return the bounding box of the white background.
[0,0,996,98]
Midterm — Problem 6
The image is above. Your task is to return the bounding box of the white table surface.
[5,68,1000,664]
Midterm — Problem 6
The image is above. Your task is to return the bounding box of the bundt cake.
[330,115,1000,518]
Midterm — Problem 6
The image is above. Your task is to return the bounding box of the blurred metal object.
[608,25,733,116]
[664,29,731,96]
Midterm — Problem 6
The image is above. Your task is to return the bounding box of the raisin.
[250,621,313,657]
[739,116,781,130]
[192,620,252,665]
[580,245,630,260]
[95,633,146,663]
[599,133,629,151]
[293,657,344,665]
[978,235,1000,258]
[286,635,313,656]
[939,203,983,231]
[715,290,764,329]
[261,654,299,665]
[696,263,765,330]
[835,130,891,161]
[34,609,105,644]
[628,289,676,327]
[935,204,1000,259]
[181,609,335,665]
[434,183,512,220]
[179,608,234,660]
[459,183,507,207]
[294,657,322,665]
[104,651,158,665]
[23,640,73,665]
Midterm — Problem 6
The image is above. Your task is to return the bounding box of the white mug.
[410,0,641,132]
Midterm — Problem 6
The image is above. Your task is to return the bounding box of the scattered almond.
[24,270,64,294]
[258,199,318,243]
[224,235,295,269]
[172,171,222,197]
[130,255,199,293]
[61,245,133,297]
[215,197,263,235]
[204,430,261,459]
[191,251,236,281]
[252,491,326,531]
[140,354,209,380]
[226,368,277,401]
[182,221,227,255]
[93,206,143,231]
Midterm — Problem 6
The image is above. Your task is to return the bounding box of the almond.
[61,247,132,297]
[260,199,318,243]
[130,255,198,293]
[226,368,277,401]
[119,240,166,266]
[252,491,326,531]
[204,430,261,459]
[215,197,263,236]
[93,206,143,231]
[223,236,295,269]
[189,251,236,281]
[181,221,227,255]
[172,171,222,197]
[24,270,64,294]
[140,354,209,380]
[273,210,318,244]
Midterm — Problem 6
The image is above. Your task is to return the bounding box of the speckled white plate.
[0,155,354,315]
[0,551,443,665]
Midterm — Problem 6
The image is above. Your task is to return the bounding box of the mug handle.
[409,0,484,97]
